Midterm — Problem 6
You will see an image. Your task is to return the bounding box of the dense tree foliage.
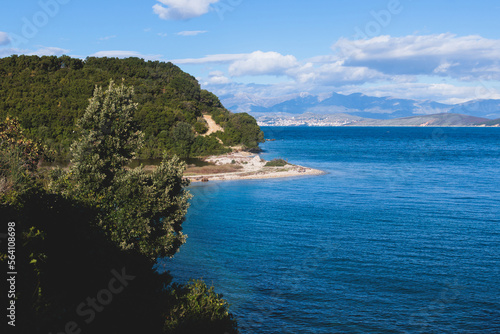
[51,82,190,259]
[0,55,263,159]
[0,117,48,200]
[216,112,265,149]
[0,83,238,333]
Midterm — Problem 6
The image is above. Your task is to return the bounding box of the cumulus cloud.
[0,32,11,46]
[334,33,500,80]
[288,60,388,85]
[153,0,219,20]
[175,33,500,104]
[187,34,500,87]
[176,30,207,36]
[203,71,232,85]
[173,50,390,85]
[90,50,162,60]
[228,51,299,76]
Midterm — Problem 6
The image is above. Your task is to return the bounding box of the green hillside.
[0,55,264,159]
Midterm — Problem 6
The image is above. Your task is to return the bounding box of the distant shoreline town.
[256,112,500,127]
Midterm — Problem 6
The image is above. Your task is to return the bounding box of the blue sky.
[2,0,500,106]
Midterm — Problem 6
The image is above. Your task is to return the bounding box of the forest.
[0,55,264,160]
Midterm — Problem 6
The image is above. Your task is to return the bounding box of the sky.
[2,0,500,105]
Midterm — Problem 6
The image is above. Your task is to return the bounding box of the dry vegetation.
[184,164,243,175]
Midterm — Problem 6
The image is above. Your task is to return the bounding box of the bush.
[194,120,209,134]
[265,158,288,167]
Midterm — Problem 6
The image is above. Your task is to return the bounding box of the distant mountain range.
[347,113,491,127]
[222,92,500,126]
[221,93,500,119]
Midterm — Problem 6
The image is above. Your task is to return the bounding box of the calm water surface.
[159,127,500,333]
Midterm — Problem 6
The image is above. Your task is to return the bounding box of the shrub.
[265,158,288,167]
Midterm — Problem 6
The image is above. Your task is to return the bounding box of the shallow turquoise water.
[159,127,500,333]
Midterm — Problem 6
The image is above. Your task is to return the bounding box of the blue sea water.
[159,127,500,333]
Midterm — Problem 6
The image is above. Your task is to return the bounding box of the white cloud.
[338,82,500,105]
[175,34,500,104]
[158,33,168,37]
[153,0,219,20]
[171,53,247,65]
[333,34,500,80]
[228,51,299,76]
[203,71,232,85]
[287,60,388,85]
[172,51,300,78]
[0,32,11,46]
[90,50,162,60]
[433,61,458,74]
[28,47,69,56]
[187,34,500,90]
[0,48,25,58]
[0,46,69,58]
[176,30,207,36]
[173,50,392,85]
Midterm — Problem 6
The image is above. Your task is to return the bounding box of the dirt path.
[202,115,224,136]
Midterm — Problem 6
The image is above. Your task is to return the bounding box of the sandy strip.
[185,167,325,183]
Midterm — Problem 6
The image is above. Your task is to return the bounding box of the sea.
[159,127,500,333]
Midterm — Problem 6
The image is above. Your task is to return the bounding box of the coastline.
[183,152,325,183]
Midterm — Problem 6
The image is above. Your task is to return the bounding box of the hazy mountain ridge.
[348,113,491,127]
[223,92,500,121]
